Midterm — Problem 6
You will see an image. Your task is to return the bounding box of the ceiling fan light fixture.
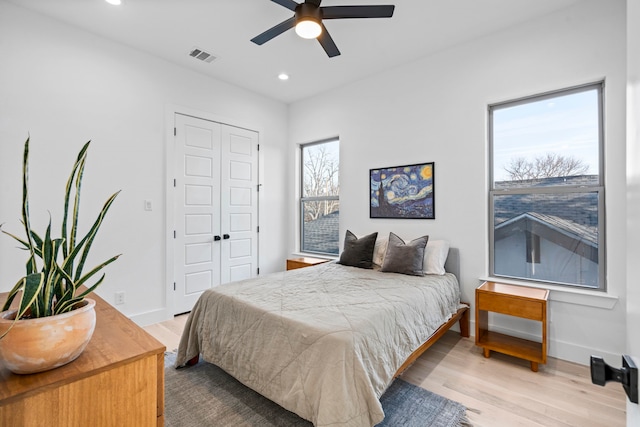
[295,3,323,39]
[295,19,322,39]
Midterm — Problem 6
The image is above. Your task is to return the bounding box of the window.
[300,138,340,255]
[489,83,605,290]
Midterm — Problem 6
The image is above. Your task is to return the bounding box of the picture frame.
[370,162,435,219]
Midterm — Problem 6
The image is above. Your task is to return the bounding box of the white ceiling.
[9,0,583,104]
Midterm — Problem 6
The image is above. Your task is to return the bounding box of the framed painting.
[370,162,435,219]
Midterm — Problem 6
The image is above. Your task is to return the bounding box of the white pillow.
[373,237,388,267]
[423,240,450,275]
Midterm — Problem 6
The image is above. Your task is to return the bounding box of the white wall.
[627,0,640,422]
[0,2,289,324]
[289,0,627,365]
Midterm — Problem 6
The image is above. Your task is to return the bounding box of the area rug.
[164,352,467,427]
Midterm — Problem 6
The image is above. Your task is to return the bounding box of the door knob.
[214,235,221,241]
[223,234,230,240]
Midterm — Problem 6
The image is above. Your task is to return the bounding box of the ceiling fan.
[250,0,395,58]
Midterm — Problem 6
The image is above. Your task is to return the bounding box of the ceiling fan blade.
[321,5,395,19]
[251,17,296,45]
[317,24,340,57]
[271,0,299,12]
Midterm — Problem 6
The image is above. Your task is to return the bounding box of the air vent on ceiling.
[189,47,217,63]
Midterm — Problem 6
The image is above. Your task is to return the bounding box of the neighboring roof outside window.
[302,210,339,255]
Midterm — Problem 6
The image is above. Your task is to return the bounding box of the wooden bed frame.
[394,303,469,377]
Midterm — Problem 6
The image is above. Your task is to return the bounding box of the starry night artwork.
[370,162,435,219]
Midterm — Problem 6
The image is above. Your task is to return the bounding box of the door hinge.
[173,178,176,187]
[257,144,260,151]
[173,282,176,291]
[257,267,260,275]
[257,225,260,233]
[173,230,176,238]
[174,127,177,136]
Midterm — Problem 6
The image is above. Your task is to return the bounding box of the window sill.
[480,277,619,309]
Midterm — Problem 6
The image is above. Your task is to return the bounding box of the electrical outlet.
[144,200,152,211]
[115,291,125,305]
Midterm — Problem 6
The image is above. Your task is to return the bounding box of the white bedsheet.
[175,262,463,427]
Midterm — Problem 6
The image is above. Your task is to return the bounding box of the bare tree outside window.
[303,145,339,220]
[504,153,589,181]
[301,139,340,255]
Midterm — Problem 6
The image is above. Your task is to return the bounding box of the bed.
[175,235,469,427]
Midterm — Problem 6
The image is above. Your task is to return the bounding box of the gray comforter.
[175,262,463,427]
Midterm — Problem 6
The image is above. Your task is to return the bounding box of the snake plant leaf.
[20,138,37,275]
[0,227,46,263]
[29,227,44,251]
[17,273,45,320]
[69,156,86,259]
[52,258,70,303]
[75,273,106,300]
[54,296,86,315]
[75,254,120,288]
[73,190,120,281]
[62,141,90,260]
[1,226,29,248]
[1,277,26,312]
[54,263,75,305]
[0,274,44,339]
[41,232,65,317]
[59,273,107,314]
[41,220,55,317]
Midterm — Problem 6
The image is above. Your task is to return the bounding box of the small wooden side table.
[286,256,329,271]
[475,281,549,372]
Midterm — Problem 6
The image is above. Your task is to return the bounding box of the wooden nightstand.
[286,257,329,271]
[475,281,549,372]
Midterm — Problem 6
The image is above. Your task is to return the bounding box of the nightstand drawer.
[477,292,544,320]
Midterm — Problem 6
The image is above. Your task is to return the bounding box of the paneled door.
[220,125,259,284]
[172,113,259,314]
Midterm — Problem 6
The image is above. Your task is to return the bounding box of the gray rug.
[164,352,467,426]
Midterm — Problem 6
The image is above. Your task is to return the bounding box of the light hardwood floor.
[145,315,626,427]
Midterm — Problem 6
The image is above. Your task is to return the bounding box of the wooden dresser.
[0,292,166,427]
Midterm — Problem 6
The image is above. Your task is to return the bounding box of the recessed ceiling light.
[105,0,122,5]
[278,73,289,81]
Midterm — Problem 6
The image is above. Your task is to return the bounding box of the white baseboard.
[129,308,170,327]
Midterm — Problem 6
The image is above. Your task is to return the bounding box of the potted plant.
[0,137,120,374]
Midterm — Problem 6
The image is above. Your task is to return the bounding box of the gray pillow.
[381,232,429,276]
[338,230,378,269]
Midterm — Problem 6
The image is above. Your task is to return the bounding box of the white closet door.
[172,114,259,314]
[220,125,259,284]
[174,114,222,314]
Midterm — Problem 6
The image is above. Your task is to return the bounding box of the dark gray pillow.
[381,232,429,276]
[338,230,378,269]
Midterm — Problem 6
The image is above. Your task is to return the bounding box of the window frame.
[299,137,340,257]
[488,82,606,291]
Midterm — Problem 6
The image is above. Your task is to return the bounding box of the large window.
[300,138,340,255]
[489,83,605,290]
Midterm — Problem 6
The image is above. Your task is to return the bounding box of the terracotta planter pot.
[0,298,96,375]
